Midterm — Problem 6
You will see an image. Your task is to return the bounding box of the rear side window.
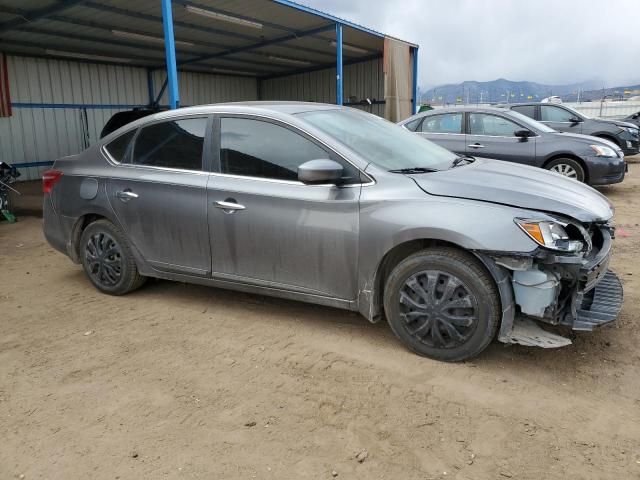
[220,117,360,183]
[104,130,135,163]
[420,113,463,134]
[511,105,536,119]
[131,117,207,170]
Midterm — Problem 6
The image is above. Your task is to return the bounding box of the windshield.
[508,110,556,133]
[298,108,458,171]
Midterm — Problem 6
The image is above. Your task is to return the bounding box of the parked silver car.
[43,102,623,361]
[399,107,626,185]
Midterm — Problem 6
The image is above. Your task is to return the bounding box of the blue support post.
[161,0,180,109]
[411,46,419,114]
[335,23,343,106]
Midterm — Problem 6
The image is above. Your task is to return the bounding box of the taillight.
[42,170,63,194]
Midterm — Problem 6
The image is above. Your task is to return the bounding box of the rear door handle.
[115,189,138,201]
[468,143,485,148]
[215,200,245,213]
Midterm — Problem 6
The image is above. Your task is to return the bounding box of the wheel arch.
[592,132,621,148]
[360,237,504,324]
[542,154,589,183]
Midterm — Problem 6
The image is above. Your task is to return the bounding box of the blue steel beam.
[0,0,87,34]
[260,53,381,81]
[81,2,334,59]
[412,46,419,114]
[161,0,180,109]
[271,0,385,38]
[179,24,335,66]
[336,24,343,106]
[12,25,284,72]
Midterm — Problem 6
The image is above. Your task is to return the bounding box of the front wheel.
[383,248,500,362]
[545,158,586,183]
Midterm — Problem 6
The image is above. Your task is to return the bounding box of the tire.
[79,219,146,295]
[383,247,500,362]
[545,158,586,183]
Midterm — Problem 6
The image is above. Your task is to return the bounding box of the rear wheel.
[545,158,586,182]
[383,248,500,362]
[79,219,146,295]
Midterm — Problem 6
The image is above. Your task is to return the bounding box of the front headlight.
[589,144,617,157]
[515,219,584,252]
[622,126,639,136]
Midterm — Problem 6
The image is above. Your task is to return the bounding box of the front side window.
[131,117,207,170]
[220,117,360,183]
[541,106,574,122]
[420,113,463,134]
[469,113,520,136]
[104,129,135,163]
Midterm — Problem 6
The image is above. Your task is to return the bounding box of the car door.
[539,105,583,134]
[416,112,466,154]
[207,115,363,300]
[105,116,212,276]
[465,112,536,165]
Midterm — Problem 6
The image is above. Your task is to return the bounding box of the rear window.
[104,130,135,163]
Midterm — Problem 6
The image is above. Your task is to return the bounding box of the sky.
[298,0,640,89]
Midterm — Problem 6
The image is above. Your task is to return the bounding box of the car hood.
[410,158,614,222]
[551,132,622,150]
[591,118,638,130]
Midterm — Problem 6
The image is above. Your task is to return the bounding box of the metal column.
[335,23,343,106]
[411,46,419,114]
[161,0,180,109]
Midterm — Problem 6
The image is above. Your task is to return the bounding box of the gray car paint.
[43,102,615,335]
[507,102,640,156]
[399,106,626,185]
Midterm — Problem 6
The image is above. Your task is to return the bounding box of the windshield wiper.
[450,156,475,168]
[388,167,440,174]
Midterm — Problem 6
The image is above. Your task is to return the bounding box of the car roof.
[99,101,345,143]
[152,101,341,119]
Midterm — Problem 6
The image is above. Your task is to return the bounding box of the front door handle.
[115,189,138,202]
[468,143,485,148]
[215,199,245,213]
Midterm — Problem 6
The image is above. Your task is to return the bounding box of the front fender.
[356,193,541,321]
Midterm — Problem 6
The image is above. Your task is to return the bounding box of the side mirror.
[514,129,534,138]
[569,116,582,124]
[298,159,344,185]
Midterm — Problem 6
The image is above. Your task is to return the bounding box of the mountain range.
[422,79,640,104]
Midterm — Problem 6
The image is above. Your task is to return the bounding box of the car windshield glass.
[508,110,556,133]
[298,108,457,171]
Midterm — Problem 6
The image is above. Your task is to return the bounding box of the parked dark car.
[100,107,164,138]
[399,106,626,184]
[624,111,640,128]
[43,102,622,362]
[505,102,639,156]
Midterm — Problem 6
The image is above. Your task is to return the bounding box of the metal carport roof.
[0,0,418,110]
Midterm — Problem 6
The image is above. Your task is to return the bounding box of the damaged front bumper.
[478,224,624,348]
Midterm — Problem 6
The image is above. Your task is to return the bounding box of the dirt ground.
[2,162,640,480]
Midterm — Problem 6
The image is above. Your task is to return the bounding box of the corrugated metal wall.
[1,55,257,181]
[2,55,385,182]
[260,58,385,117]
[152,70,257,107]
